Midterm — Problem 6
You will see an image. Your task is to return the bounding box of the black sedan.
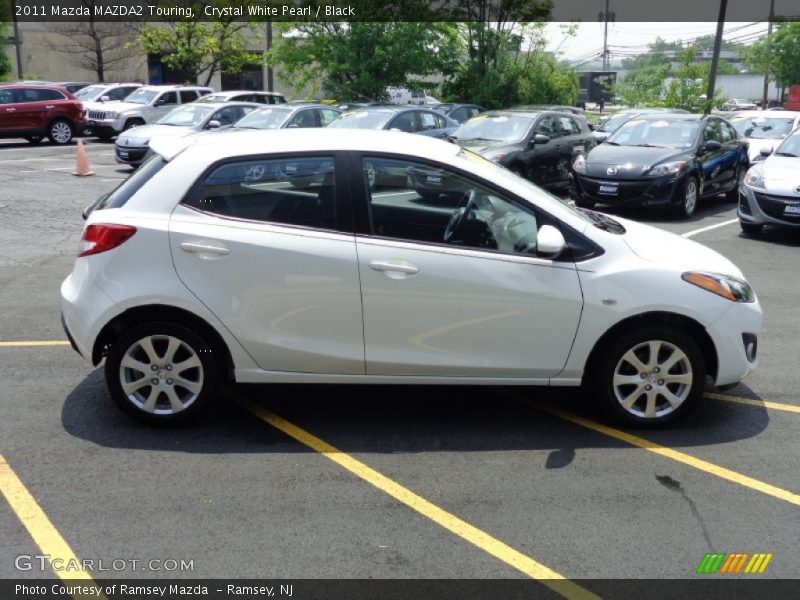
[327,106,458,139]
[449,110,596,190]
[572,113,749,218]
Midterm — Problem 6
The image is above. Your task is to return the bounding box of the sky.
[543,21,770,65]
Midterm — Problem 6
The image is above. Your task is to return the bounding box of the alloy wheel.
[50,121,72,144]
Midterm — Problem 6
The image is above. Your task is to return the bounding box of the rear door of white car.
[169,153,365,374]
[350,154,584,378]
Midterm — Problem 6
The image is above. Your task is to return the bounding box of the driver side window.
[362,157,540,256]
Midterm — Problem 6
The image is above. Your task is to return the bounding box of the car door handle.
[180,241,230,256]
[5,108,15,112]
[45,105,54,109]
[369,259,419,275]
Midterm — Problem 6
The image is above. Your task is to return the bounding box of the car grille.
[753,192,800,224]
[87,110,113,120]
[115,146,148,162]
[577,176,654,202]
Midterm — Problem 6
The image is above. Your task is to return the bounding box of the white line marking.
[681,218,738,238]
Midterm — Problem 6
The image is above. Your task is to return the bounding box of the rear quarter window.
[90,154,166,212]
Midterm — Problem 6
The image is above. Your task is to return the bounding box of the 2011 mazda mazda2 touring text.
[61,129,762,426]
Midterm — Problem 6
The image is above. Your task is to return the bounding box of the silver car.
[738,129,800,234]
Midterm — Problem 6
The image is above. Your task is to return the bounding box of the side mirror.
[207,119,221,129]
[155,98,165,106]
[99,95,111,103]
[537,225,566,258]
[532,133,550,145]
[588,123,596,131]
[593,131,609,143]
[701,140,722,153]
[759,146,773,157]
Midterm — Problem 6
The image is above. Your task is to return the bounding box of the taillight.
[78,224,136,257]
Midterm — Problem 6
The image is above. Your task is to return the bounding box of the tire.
[25,135,43,144]
[740,220,763,235]
[675,176,699,219]
[575,197,596,209]
[47,119,74,145]
[726,167,744,202]
[105,322,220,426]
[123,119,144,131]
[588,327,706,427]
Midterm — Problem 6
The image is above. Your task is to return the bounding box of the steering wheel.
[443,190,477,242]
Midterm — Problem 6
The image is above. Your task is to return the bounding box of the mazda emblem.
[795,185,800,194]
[607,167,618,175]
[124,139,129,145]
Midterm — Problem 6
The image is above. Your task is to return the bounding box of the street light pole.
[602,0,610,70]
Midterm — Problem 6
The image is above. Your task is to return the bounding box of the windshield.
[74,85,107,101]
[450,114,533,143]
[607,118,700,149]
[730,116,795,140]
[327,111,392,129]
[196,94,227,103]
[125,89,158,105]
[233,107,292,129]
[158,105,214,126]
[597,112,637,133]
[774,132,800,157]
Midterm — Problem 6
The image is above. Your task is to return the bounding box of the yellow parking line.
[512,396,800,508]
[0,455,105,599]
[0,340,71,347]
[705,392,800,414]
[235,394,599,600]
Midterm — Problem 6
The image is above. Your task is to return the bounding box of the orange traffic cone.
[73,139,95,177]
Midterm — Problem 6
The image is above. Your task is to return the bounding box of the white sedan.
[62,129,762,426]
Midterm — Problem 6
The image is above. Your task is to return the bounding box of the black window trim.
[178,150,354,235]
[344,151,603,263]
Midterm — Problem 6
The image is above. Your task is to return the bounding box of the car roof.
[349,105,442,113]
[178,101,263,110]
[152,128,461,163]
[137,85,211,91]
[482,110,543,118]
[728,110,800,119]
[208,90,284,97]
[630,113,704,121]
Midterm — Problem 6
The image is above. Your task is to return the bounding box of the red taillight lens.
[78,224,136,257]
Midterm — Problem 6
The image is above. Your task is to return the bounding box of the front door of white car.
[169,155,365,374]
[353,156,584,378]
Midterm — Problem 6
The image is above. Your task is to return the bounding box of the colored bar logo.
[697,552,773,574]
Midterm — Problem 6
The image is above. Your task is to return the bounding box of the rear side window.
[184,156,338,231]
[91,154,166,212]
[179,90,199,104]
[558,116,580,135]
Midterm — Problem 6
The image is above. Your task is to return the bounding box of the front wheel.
[675,176,699,219]
[588,327,706,426]
[47,119,74,145]
[105,322,220,426]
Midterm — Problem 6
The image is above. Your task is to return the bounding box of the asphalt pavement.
[0,138,798,597]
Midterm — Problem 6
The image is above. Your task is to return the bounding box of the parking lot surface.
[1,139,798,595]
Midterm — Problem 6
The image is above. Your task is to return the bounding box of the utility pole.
[704,0,728,114]
[265,22,274,93]
[12,1,23,79]
[761,0,775,108]
[599,0,614,71]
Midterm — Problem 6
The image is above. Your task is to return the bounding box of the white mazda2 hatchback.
[61,129,762,426]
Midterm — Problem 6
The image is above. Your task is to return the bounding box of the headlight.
[743,168,765,189]
[682,271,755,303]
[107,112,119,120]
[647,160,686,177]
[572,154,587,174]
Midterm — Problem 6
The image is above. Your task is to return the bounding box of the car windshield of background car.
[450,115,533,143]
[74,85,106,101]
[731,117,794,140]
[607,119,699,149]
[774,132,800,157]
[234,107,293,129]
[159,105,214,127]
[125,89,158,105]
[326,111,392,129]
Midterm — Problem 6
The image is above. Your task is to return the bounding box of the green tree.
[663,46,721,112]
[613,64,670,108]
[742,21,800,88]
[268,22,461,101]
[0,21,12,81]
[138,1,261,86]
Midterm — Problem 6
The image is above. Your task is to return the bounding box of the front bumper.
[738,185,800,228]
[574,173,683,206]
[115,143,148,166]
[707,298,763,386]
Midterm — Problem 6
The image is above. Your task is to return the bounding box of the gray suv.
[85,85,213,140]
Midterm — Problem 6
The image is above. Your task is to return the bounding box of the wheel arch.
[92,304,235,380]
[582,311,718,384]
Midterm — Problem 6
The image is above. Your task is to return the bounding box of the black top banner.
[5,0,800,23]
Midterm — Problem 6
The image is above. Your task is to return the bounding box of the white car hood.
[118,124,192,143]
[761,156,800,194]
[85,101,145,114]
[616,217,744,278]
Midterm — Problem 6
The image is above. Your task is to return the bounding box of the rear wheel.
[740,220,763,235]
[589,327,705,426]
[675,176,698,219]
[105,322,220,426]
[47,119,74,145]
